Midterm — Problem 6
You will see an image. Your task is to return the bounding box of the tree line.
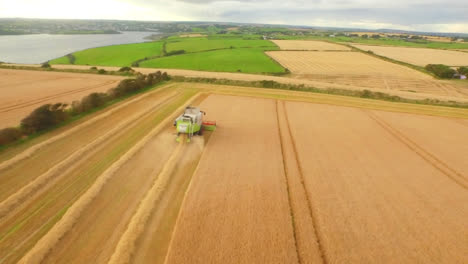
[425,64,468,79]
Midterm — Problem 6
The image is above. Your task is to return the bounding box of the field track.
[276,100,324,263]
[0,69,123,128]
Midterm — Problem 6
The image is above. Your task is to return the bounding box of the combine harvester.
[174,106,216,142]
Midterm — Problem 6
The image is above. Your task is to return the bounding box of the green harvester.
[174,106,216,142]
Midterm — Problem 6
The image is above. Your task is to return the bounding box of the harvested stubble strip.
[0,91,180,219]
[0,83,176,172]
[17,94,201,264]
[107,140,184,264]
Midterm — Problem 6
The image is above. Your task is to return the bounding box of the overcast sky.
[1,0,467,33]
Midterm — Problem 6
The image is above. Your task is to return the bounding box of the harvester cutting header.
[174,106,216,142]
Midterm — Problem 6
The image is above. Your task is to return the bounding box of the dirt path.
[0,68,123,128]
[285,101,468,263]
[164,95,298,264]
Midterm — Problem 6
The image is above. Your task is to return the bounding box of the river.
[0,31,156,64]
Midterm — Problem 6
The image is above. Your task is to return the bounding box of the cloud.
[0,0,467,33]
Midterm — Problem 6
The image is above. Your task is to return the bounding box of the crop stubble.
[266,51,468,98]
[0,85,178,203]
[0,89,197,264]
[351,44,468,66]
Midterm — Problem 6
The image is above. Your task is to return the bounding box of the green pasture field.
[140,48,285,74]
[50,34,286,73]
[166,37,277,53]
[50,41,164,66]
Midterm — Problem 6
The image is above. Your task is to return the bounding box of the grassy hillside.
[141,48,285,74]
[50,35,285,74]
[50,42,164,66]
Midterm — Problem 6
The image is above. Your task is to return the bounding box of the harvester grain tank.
[174,106,216,142]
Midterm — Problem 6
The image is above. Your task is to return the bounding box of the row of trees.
[425,64,468,79]
[0,71,169,146]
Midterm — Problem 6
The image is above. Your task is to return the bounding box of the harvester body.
[175,106,204,142]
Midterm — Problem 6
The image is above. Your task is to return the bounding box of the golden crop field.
[0,80,467,264]
[352,44,468,66]
[272,40,351,50]
[266,51,468,98]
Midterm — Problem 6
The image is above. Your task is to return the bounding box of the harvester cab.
[174,106,216,142]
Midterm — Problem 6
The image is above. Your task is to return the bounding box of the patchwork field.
[0,68,123,129]
[1,80,467,264]
[352,44,468,66]
[272,40,351,51]
[266,51,468,98]
[51,36,283,74]
[50,42,164,66]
